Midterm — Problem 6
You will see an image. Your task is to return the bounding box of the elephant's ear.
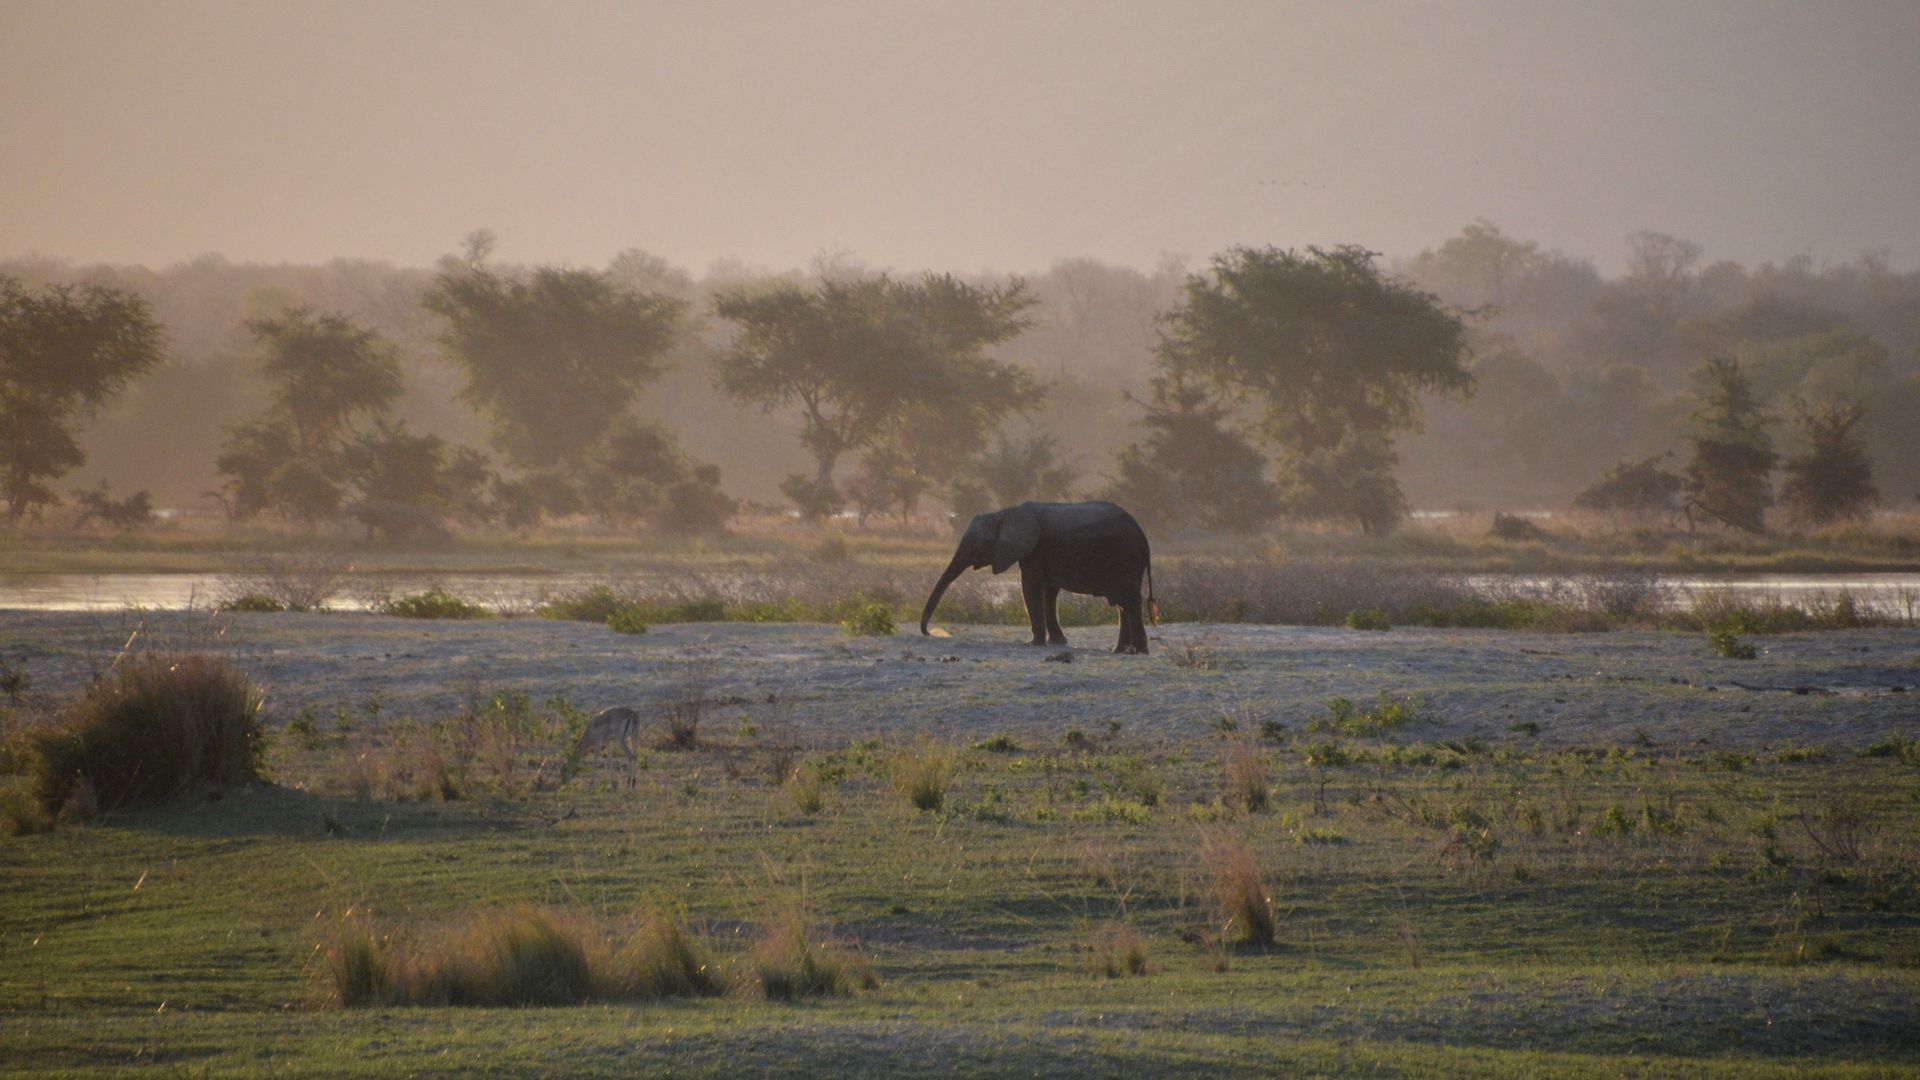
[991,508,1040,574]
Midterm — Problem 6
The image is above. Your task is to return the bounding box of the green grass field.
[3,614,1917,1076]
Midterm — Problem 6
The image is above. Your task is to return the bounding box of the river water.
[1,570,1917,617]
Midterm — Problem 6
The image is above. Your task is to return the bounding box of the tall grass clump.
[605,912,726,1000]
[752,909,876,1000]
[891,740,956,812]
[1223,742,1271,812]
[31,654,263,815]
[1084,920,1153,978]
[1206,834,1277,947]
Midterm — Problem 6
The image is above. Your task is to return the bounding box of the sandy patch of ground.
[4,611,1915,752]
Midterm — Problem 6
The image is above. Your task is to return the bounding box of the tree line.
[3,223,1914,537]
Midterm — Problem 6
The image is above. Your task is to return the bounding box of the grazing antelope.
[576,706,641,778]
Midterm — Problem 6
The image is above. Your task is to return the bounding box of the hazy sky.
[5,0,1918,275]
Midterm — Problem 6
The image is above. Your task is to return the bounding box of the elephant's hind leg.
[1114,603,1148,654]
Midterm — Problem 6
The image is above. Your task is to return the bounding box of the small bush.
[1862,736,1920,766]
[786,769,828,815]
[1,778,54,838]
[384,587,491,620]
[752,911,876,1000]
[536,585,629,623]
[1345,608,1392,631]
[892,741,955,812]
[840,601,896,638]
[1084,921,1152,978]
[31,653,264,814]
[605,607,650,635]
[1707,627,1757,660]
[973,733,1022,753]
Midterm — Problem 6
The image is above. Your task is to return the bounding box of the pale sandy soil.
[4,610,1916,752]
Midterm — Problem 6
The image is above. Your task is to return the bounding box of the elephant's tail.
[1146,560,1158,626]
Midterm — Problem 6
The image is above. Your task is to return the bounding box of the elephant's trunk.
[920,552,968,635]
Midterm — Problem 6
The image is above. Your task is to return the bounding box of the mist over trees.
[4,218,1918,536]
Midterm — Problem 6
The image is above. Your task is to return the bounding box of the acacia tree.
[424,241,731,531]
[1683,357,1776,532]
[713,273,1041,517]
[0,276,164,519]
[1153,246,1472,533]
[215,308,404,522]
[424,248,684,470]
[1780,401,1876,524]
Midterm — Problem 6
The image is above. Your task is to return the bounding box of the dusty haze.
[5,0,1919,273]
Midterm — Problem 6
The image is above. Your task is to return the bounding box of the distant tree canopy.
[1683,358,1776,533]
[0,276,164,519]
[1780,401,1877,525]
[425,247,684,470]
[1147,245,1471,533]
[712,272,1042,517]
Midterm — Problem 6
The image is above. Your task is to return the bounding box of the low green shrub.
[840,601,896,637]
[1071,796,1153,825]
[384,588,491,620]
[605,607,650,635]
[1345,608,1392,631]
[973,733,1021,753]
[1307,692,1420,737]
[1707,628,1757,660]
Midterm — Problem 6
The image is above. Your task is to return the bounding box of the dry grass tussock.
[1083,920,1153,978]
[320,905,726,1008]
[29,653,263,816]
[1204,832,1276,947]
[891,740,956,812]
[1222,742,1271,813]
[751,908,877,1000]
[322,901,876,1007]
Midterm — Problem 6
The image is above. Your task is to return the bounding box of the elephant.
[920,500,1157,654]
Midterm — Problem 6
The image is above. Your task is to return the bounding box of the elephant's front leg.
[1019,567,1050,645]
[1043,587,1068,646]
